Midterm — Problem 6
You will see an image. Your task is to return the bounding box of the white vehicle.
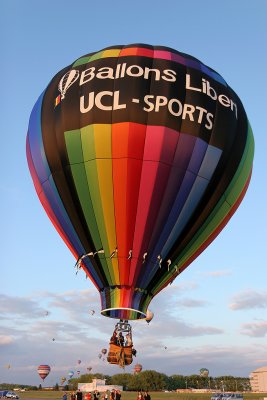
[222,394,243,400]
[5,393,19,399]
[211,393,224,400]
[222,394,232,400]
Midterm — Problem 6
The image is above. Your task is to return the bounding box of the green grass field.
[18,391,267,400]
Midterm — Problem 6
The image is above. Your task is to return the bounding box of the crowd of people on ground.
[65,388,122,400]
[63,388,151,400]
[136,391,151,400]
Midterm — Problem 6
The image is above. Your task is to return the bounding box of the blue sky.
[1,0,267,386]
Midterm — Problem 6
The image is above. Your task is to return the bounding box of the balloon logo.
[58,70,79,99]
[27,44,254,323]
[37,364,51,381]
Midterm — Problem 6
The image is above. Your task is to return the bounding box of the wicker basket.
[107,344,133,367]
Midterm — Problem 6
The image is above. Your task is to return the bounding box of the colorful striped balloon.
[68,370,74,379]
[133,363,143,374]
[37,364,51,381]
[26,44,254,321]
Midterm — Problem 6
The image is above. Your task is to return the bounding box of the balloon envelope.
[200,368,209,377]
[145,309,154,324]
[27,44,254,321]
[68,370,74,379]
[133,363,142,374]
[37,364,51,381]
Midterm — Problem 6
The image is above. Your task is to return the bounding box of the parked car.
[222,394,243,400]
[5,392,19,399]
[211,393,224,400]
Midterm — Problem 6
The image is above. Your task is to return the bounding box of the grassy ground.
[18,391,267,400]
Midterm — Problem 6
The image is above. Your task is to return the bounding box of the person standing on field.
[76,389,83,400]
[71,392,76,400]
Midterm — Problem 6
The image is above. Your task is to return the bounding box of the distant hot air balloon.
[68,370,74,379]
[5,364,11,369]
[61,376,66,385]
[37,364,51,381]
[77,370,80,375]
[133,363,142,374]
[87,367,92,372]
[77,359,81,365]
[101,348,107,355]
[200,368,209,377]
[89,309,95,316]
[145,309,154,324]
[27,44,254,329]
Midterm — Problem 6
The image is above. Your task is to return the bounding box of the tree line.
[0,372,250,392]
[65,372,250,392]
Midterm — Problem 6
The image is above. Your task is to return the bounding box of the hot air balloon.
[145,309,154,324]
[133,363,143,374]
[27,44,254,365]
[77,359,81,365]
[77,370,80,375]
[101,348,107,355]
[87,367,92,372]
[68,370,74,379]
[200,368,209,377]
[37,364,51,381]
[61,376,67,385]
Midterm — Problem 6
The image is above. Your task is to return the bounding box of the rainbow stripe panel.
[72,45,226,86]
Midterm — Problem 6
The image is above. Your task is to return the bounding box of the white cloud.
[240,321,267,337]
[229,290,267,310]
[179,298,209,308]
[0,335,14,345]
[202,270,232,277]
[0,288,266,385]
[0,294,48,318]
